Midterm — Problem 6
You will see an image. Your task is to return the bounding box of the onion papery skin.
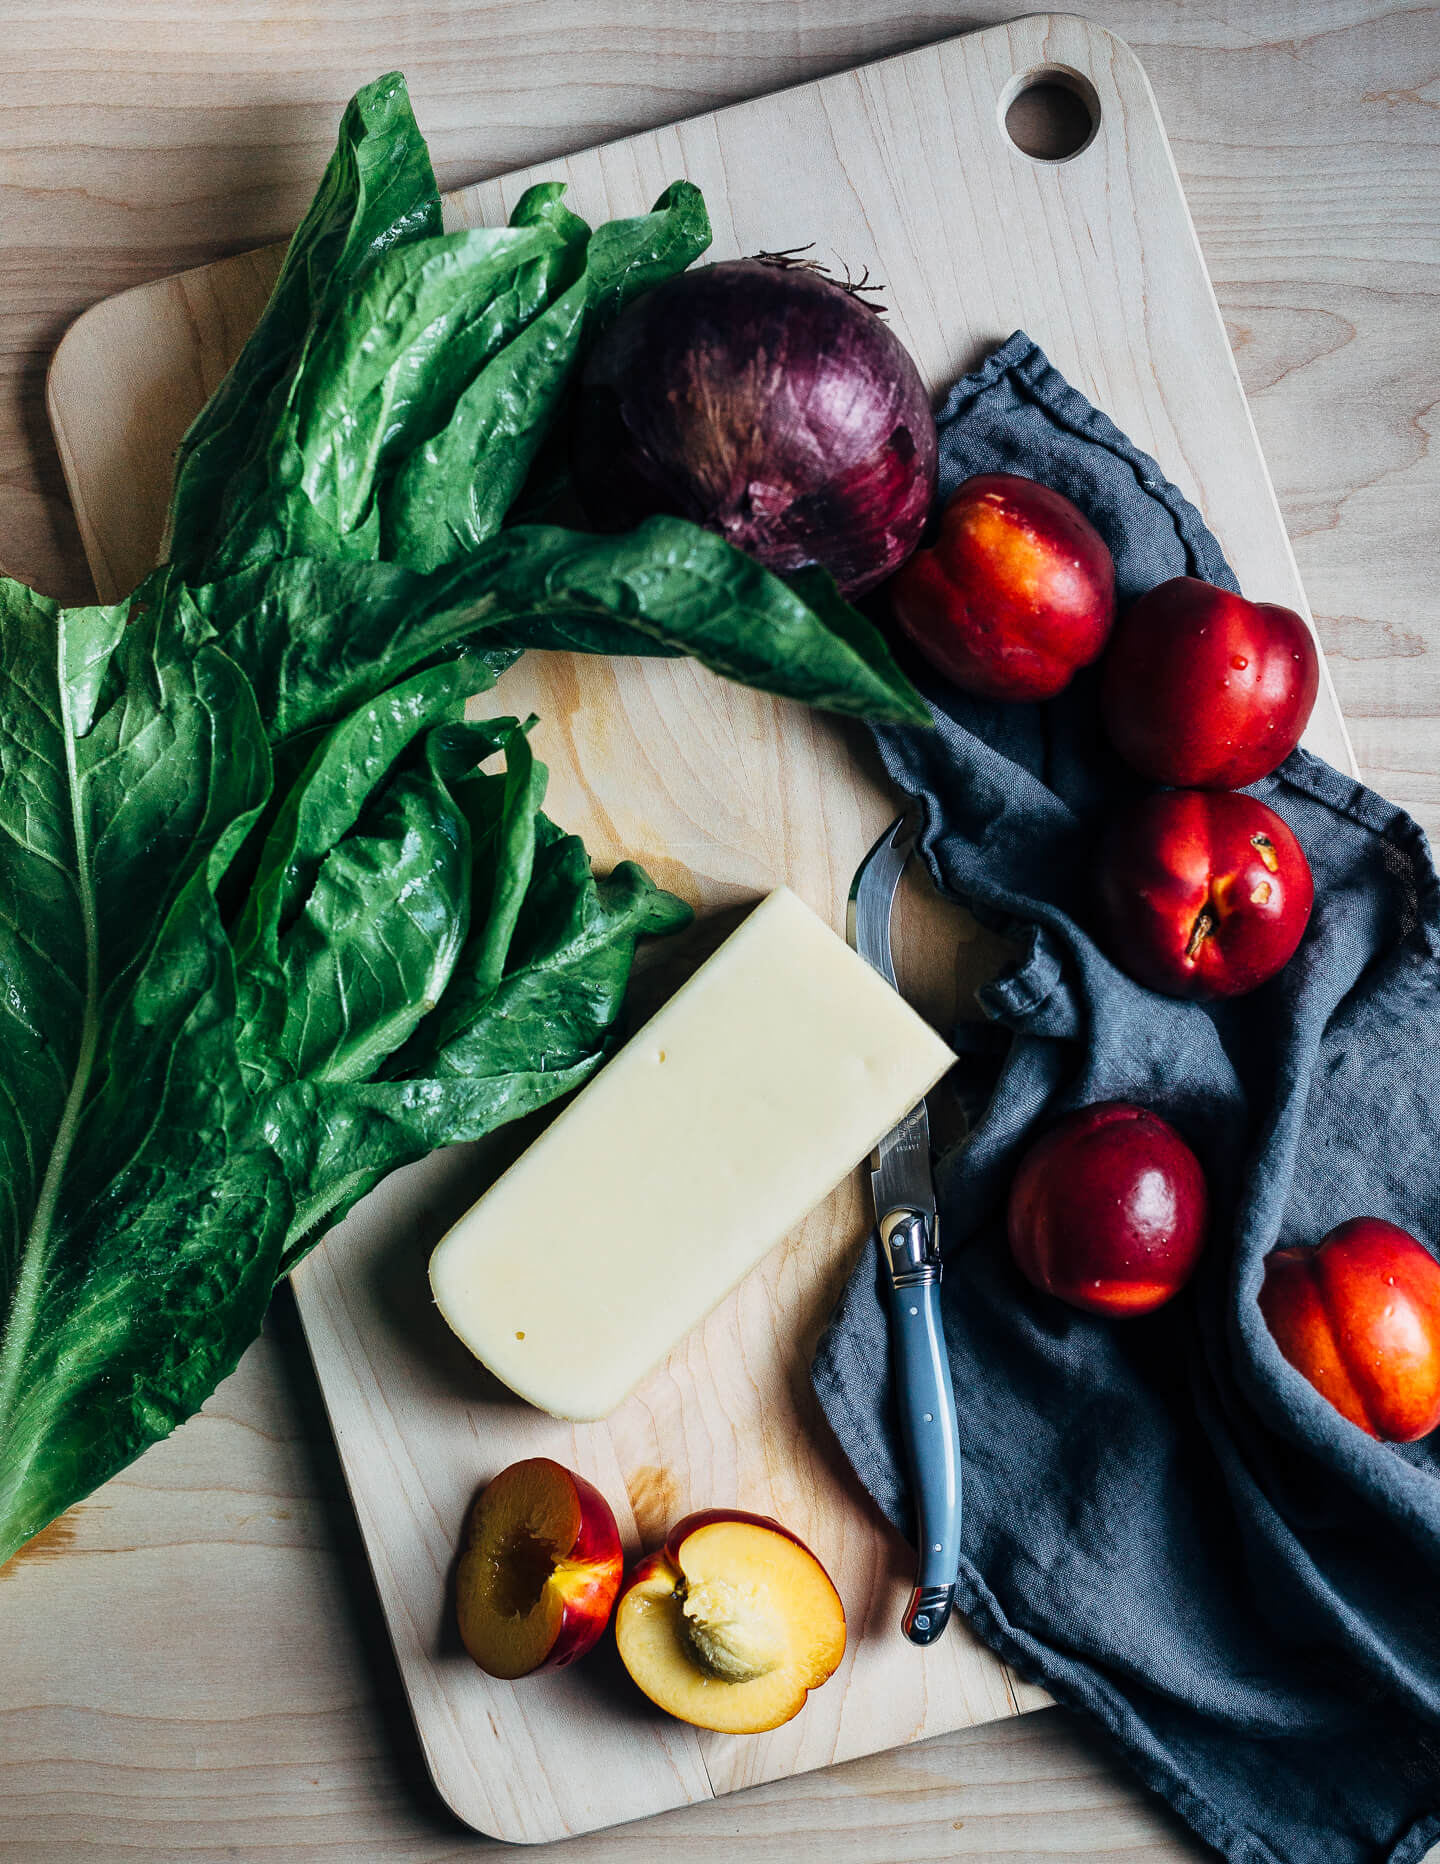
[571,259,938,599]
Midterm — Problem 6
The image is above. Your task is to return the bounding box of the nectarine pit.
[677,1573,785,1683]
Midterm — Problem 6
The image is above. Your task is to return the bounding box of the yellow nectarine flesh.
[616,1517,846,1732]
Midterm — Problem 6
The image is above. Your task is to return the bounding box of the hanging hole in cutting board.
[999,66,1101,162]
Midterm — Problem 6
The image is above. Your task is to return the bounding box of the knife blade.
[847,813,962,1646]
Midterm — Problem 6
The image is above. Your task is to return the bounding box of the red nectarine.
[1260,1219,1440,1442]
[889,473,1116,701]
[1101,577,1319,789]
[1007,1102,1209,1317]
[1095,789,1313,999]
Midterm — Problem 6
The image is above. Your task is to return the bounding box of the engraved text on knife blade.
[873,1097,935,1217]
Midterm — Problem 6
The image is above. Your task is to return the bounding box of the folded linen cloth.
[812,332,1440,1864]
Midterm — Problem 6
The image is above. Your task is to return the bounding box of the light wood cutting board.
[45,12,1358,1844]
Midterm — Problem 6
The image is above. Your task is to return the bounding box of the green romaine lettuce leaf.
[272,797,691,1267]
[230,662,495,1094]
[0,578,292,1563]
[0,63,934,1566]
[176,563,513,751]
[184,517,930,735]
[166,71,442,580]
[0,561,686,1564]
[383,181,712,568]
[465,519,933,726]
[204,224,570,576]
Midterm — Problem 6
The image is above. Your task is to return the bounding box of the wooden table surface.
[3,4,1437,1860]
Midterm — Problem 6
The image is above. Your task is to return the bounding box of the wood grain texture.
[3,3,1438,1860]
[38,14,1355,777]
[39,11,1368,1843]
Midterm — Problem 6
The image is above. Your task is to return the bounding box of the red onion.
[571,257,937,599]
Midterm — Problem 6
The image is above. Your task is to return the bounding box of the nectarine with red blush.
[889,473,1116,701]
[1101,577,1319,789]
[1007,1102,1209,1317]
[1260,1219,1440,1442]
[1095,789,1313,1000]
[455,1458,623,1679]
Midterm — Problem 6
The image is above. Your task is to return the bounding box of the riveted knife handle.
[884,1221,961,1646]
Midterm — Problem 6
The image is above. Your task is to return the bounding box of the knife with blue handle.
[847,813,962,1646]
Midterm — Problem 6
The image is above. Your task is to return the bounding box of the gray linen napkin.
[812,332,1440,1864]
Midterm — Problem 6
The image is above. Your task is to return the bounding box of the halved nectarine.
[455,1458,623,1679]
[615,1510,846,1732]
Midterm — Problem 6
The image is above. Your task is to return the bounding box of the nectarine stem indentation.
[1185,907,1216,964]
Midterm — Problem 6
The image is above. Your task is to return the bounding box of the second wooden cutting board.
[46,11,1357,1844]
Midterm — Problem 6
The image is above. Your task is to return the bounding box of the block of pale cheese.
[428,885,956,1420]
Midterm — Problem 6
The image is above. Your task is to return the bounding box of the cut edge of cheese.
[428,886,956,1419]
